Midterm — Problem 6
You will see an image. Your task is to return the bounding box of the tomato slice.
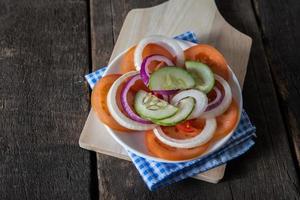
[130,79,149,92]
[120,46,137,74]
[120,44,175,74]
[175,118,205,135]
[145,130,210,161]
[176,121,197,132]
[143,43,175,62]
[175,120,200,135]
[211,100,239,142]
[161,126,196,139]
[92,74,130,132]
[184,44,229,80]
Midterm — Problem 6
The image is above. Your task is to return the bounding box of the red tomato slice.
[211,100,239,142]
[176,120,199,133]
[120,46,136,74]
[184,44,230,80]
[145,130,210,161]
[130,79,149,92]
[175,118,206,136]
[92,74,130,132]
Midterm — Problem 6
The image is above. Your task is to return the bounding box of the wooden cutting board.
[80,0,252,183]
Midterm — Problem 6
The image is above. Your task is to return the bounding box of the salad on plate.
[91,35,240,161]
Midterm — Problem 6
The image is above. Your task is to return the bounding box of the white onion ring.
[202,75,232,118]
[153,118,217,148]
[107,71,157,131]
[134,35,185,71]
[171,89,208,119]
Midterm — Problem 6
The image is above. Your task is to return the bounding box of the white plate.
[102,40,243,163]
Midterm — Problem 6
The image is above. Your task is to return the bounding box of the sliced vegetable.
[206,85,223,111]
[91,74,130,132]
[152,89,178,95]
[134,90,178,120]
[145,130,210,161]
[184,44,229,80]
[211,100,239,141]
[171,89,208,119]
[142,43,174,61]
[107,71,157,130]
[202,75,232,118]
[149,67,195,90]
[153,118,216,148]
[121,74,152,123]
[153,97,195,126]
[120,46,136,74]
[175,118,205,135]
[152,92,170,102]
[175,121,199,133]
[185,61,215,93]
[134,35,184,71]
[120,44,174,74]
[140,55,174,85]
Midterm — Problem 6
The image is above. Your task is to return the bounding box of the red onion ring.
[202,75,232,118]
[152,92,170,102]
[152,89,178,95]
[205,85,224,111]
[140,54,174,85]
[161,94,170,102]
[121,74,152,124]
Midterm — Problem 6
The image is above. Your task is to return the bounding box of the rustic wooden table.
[0,0,299,199]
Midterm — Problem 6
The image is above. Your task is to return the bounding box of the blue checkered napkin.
[85,32,256,191]
[128,111,255,190]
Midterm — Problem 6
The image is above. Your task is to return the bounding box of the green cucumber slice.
[185,61,215,93]
[153,97,195,126]
[134,90,178,120]
[149,67,195,90]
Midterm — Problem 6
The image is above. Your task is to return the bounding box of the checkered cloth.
[85,32,256,191]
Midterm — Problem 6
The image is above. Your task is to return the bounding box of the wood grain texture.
[90,0,300,199]
[252,0,300,167]
[217,0,300,199]
[0,0,98,199]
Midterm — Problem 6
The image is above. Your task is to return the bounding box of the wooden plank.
[89,0,300,199]
[252,0,300,167]
[216,0,300,199]
[0,0,98,199]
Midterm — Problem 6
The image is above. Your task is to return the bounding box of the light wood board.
[80,0,252,183]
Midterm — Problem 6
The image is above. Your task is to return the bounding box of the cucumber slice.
[134,90,178,120]
[153,97,195,126]
[149,67,195,90]
[185,61,215,93]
